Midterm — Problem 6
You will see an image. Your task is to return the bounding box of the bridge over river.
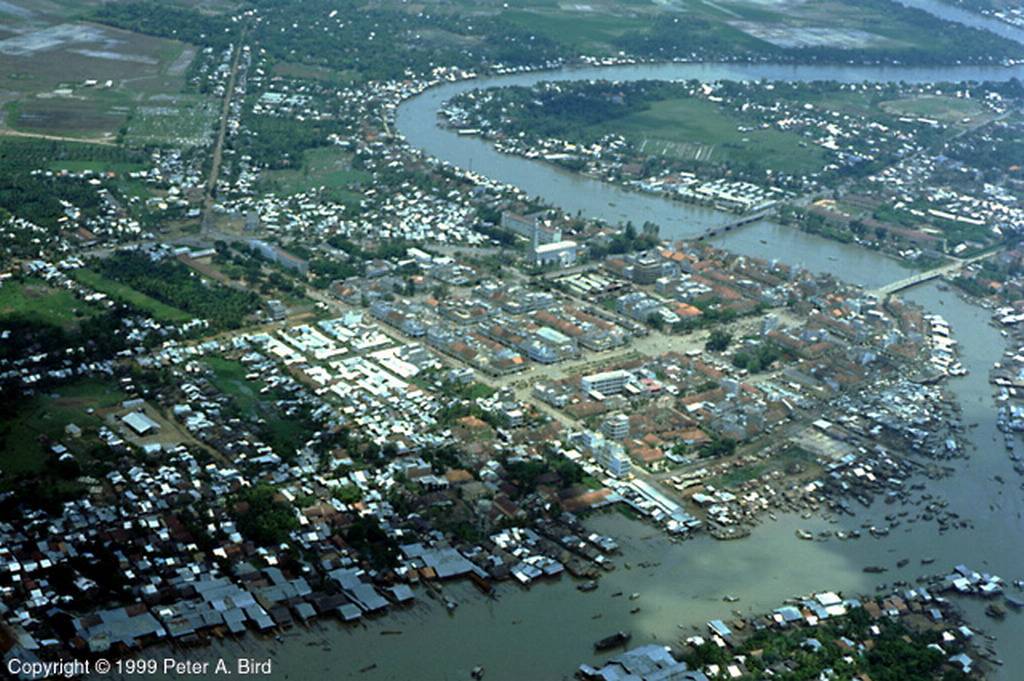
[871,252,994,297]
[696,209,772,240]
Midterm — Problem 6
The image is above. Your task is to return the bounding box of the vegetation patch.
[0,377,127,476]
[0,277,99,329]
[72,267,192,323]
[89,251,259,329]
[259,146,370,202]
[204,357,265,414]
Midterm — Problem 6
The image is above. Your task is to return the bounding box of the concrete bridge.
[870,252,994,298]
[872,268,951,297]
[697,209,772,240]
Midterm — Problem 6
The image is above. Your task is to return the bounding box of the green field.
[271,61,358,85]
[6,93,130,139]
[0,377,127,475]
[614,97,826,175]
[202,356,312,458]
[502,8,650,54]
[205,357,264,413]
[260,147,370,202]
[0,277,99,328]
[709,462,768,489]
[261,415,310,458]
[71,268,192,323]
[879,95,989,124]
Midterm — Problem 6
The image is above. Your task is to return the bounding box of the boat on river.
[594,631,631,651]
[986,603,1007,619]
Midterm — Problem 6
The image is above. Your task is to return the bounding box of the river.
[148,3,1024,679]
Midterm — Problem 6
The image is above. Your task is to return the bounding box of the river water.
[155,3,1024,679]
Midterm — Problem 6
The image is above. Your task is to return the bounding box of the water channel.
[154,2,1024,678]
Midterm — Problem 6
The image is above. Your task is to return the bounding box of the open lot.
[0,0,209,141]
[260,147,371,202]
[0,377,126,476]
[0,277,100,329]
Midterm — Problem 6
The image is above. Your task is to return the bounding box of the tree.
[699,435,737,459]
[333,484,362,504]
[553,458,584,486]
[230,484,297,546]
[705,329,733,352]
[345,516,399,569]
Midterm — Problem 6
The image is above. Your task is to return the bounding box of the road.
[202,36,245,235]
[0,129,117,146]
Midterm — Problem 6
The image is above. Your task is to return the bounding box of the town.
[2,0,1024,679]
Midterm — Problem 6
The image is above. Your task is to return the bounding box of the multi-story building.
[581,369,633,397]
[601,413,630,441]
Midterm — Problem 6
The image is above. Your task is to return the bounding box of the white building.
[597,442,632,478]
[601,413,630,440]
[533,240,577,267]
[122,411,160,436]
[581,430,633,479]
[581,369,632,397]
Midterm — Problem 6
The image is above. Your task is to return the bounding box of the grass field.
[260,147,370,202]
[71,267,192,323]
[503,0,1023,62]
[0,377,126,475]
[502,8,650,54]
[205,357,264,413]
[45,158,147,174]
[202,356,311,457]
[709,462,768,489]
[613,97,826,175]
[0,277,99,328]
[261,415,309,457]
[271,61,358,85]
